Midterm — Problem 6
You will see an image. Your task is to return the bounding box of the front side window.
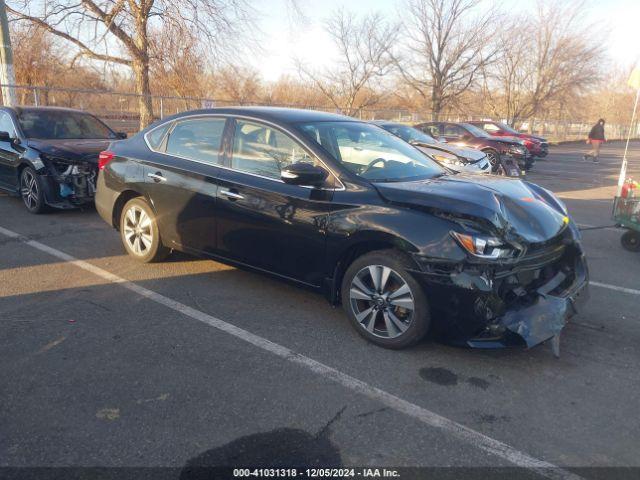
[231,120,317,180]
[298,121,444,182]
[483,123,500,132]
[0,112,16,138]
[165,117,226,165]
[444,124,463,137]
[17,110,114,139]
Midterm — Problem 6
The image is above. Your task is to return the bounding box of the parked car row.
[0,105,585,355]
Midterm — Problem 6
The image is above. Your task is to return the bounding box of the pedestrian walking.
[584,118,606,163]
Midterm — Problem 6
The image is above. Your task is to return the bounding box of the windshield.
[380,124,438,145]
[460,123,490,138]
[18,110,115,139]
[298,121,445,182]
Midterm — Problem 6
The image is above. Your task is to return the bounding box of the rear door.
[0,111,20,188]
[214,118,335,286]
[142,115,229,254]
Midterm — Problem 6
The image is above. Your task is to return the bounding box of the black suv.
[96,107,588,351]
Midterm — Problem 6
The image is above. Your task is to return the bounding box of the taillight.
[98,150,115,170]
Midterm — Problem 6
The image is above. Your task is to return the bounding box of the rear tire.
[341,249,430,349]
[119,197,169,262]
[621,230,640,252]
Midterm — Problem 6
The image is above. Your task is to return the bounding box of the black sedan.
[0,106,126,213]
[96,107,589,352]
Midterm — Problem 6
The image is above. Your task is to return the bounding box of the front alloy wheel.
[20,167,46,214]
[341,250,430,349]
[349,265,415,339]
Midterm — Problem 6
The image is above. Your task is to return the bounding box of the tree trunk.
[431,86,442,121]
[132,57,153,129]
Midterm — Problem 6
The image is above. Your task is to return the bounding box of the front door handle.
[219,188,244,200]
[147,172,166,183]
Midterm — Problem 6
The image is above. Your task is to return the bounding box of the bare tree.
[483,0,604,126]
[212,65,262,105]
[7,0,252,128]
[395,0,498,121]
[297,9,397,116]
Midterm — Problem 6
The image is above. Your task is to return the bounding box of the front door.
[0,111,20,189]
[142,116,229,254]
[214,118,335,287]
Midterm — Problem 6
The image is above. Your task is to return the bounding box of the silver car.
[373,121,491,175]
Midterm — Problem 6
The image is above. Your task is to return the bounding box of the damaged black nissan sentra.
[95,107,589,352]
[0,106,126,213]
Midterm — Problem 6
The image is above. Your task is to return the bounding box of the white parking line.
[591,281,640,296]
[0,224,582,480]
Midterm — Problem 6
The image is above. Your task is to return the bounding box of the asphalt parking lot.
[1,141,639,479]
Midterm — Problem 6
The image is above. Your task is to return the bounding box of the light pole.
[0,0,16,106]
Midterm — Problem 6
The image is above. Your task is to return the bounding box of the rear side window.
[165,117,226,165]
[146,122,171,150]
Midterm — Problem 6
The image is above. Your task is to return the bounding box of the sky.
[251,0,640,81]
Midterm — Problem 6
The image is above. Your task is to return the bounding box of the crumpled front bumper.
[467,265,589,349]
[413,242,589,350]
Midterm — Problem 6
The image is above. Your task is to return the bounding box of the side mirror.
[461,134,472,141]
[0,131,12,142]
[115,132,128,139]
[495,130,505,135]
[281,162,329,187]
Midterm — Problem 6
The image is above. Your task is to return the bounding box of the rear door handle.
[147,172,166,183]
[219,188,244,200]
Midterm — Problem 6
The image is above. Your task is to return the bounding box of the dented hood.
[416,143,486,162]
[27,139,111,164]
[374,175,568,243]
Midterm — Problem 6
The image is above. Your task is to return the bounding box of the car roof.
[163,106,357,125]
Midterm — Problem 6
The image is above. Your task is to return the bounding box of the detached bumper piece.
[415,229,589,352]
[44,158,97,207]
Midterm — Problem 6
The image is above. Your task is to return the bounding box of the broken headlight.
[451,231,518,259]
[432,153,465,167]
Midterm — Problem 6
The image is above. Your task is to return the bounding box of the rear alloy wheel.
[621,230,640,252]
[341,250,430,349]
[20,167,47,214]
[120,197,169,262]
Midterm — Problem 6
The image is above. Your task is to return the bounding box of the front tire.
[119,197,169,262]
[341,249,430,349]
[20,167,47,214]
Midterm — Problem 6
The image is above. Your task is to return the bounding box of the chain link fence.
[2,84,639,143]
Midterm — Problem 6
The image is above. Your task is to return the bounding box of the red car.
[468,121,548,158]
